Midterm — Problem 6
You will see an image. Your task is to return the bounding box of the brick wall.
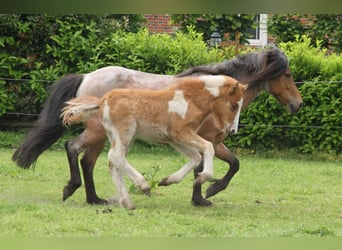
[144,14,179,34]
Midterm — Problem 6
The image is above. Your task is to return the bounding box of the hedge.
[0,18,341,153]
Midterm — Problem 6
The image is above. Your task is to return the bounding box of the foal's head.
[201,75,247,135]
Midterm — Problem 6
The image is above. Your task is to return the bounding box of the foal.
[61,75,246,209]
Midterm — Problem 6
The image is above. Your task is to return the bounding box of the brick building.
[144,14,179,34]
[143,14,269,47]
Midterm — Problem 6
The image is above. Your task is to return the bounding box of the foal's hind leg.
[205,142,239,198]
[159,133,214,187]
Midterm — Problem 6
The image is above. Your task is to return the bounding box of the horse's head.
[267,68,303,113]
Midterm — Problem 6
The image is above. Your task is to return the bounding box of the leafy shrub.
[0,15,340,154]
[268,14,342,53]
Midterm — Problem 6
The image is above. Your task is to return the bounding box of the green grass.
[0,144,341,237]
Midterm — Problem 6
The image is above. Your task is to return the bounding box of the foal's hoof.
[142,187,152,196]
[158,178,170,186]
[108,196,135,210]
[191,198,213,207]
[195,172,213,185]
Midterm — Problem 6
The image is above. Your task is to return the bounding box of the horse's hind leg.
[79,116,108,204]
[205,142,239,198]
[80,139,108,204]
[63,134,85,201]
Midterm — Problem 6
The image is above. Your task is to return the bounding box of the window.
[246,14,268,47]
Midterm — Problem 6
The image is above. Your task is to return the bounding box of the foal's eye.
[284,73,292,78]
[230,103,238,111]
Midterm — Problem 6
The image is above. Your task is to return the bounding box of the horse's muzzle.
[289,102,303,113]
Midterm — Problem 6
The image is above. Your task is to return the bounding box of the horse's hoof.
[205,183,220,198]
[191,198,213,207]
[62,183,82,201]
[88,198,109,205]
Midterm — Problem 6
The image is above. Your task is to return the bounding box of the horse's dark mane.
[177,47,289,86]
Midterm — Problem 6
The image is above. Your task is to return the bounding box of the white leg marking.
[164,143,202,184]
[122,159,150,192]
[168,90,188,118]
[103,100,137,209]
[197,141,215,184]
[108,161,135,209]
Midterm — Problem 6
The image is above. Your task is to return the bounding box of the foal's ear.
[229,81,247,94]
[241,83,248,92]
[229,81,240,94]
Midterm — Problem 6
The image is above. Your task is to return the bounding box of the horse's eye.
[284,73,292,78]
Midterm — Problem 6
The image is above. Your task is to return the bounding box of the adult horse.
[12,47,302,206]
[61,75,246,209]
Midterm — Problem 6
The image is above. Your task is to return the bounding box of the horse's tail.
[61,96,100,126]
[12,74,84,168]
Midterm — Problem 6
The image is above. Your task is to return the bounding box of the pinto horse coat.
[61,75,246,209]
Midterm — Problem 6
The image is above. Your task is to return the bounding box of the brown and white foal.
[61,75,246,209]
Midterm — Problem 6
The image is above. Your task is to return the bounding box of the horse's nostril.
[299,102,303,108]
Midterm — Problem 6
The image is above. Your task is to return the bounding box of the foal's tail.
[61,96,101,127]
[12,74,84,169]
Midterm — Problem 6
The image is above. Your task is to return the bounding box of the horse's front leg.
[205,142,239,198]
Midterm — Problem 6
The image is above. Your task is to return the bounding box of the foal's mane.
[177,47,289,87]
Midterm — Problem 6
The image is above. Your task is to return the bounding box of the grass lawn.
[0,145,341,237]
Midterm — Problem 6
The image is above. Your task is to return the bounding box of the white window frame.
[246,14,268,47]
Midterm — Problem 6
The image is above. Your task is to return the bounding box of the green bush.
[0,16,223,116]
[268,14,342,53]
[0,15,340,154]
